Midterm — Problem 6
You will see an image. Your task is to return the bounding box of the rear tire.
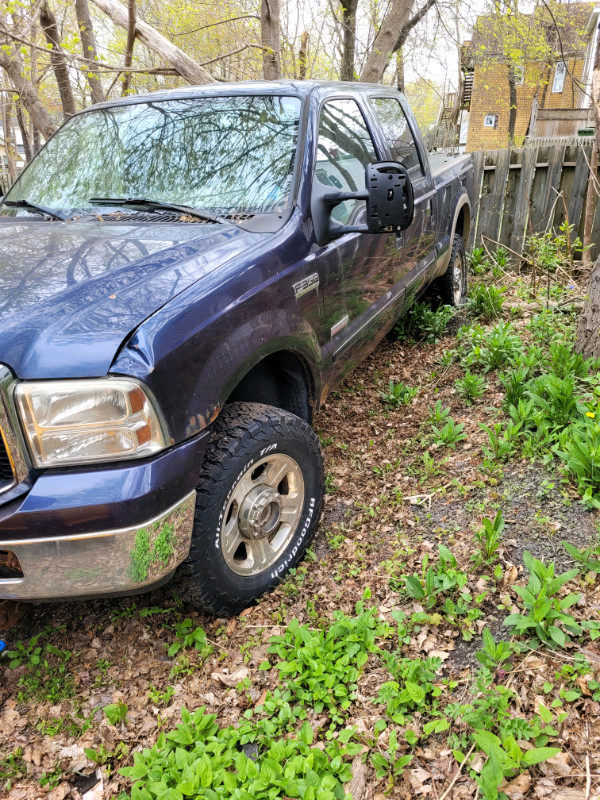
[180,402,324,615]
[432,233,467,306]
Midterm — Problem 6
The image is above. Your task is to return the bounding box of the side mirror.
[311,161,414,245]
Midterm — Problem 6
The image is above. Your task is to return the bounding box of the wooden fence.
[469,142,600,260]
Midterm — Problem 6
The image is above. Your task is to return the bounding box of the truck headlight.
[14,378,167,467]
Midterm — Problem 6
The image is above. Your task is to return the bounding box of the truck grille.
[0,427,15,492]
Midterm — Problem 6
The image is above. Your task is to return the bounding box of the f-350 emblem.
[293,272,319,299]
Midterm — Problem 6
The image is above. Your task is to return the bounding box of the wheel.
[181,402,324,615]
[433,233,467,306]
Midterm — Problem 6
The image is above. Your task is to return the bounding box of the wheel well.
[226,352,314,423]
[455,203,471,246]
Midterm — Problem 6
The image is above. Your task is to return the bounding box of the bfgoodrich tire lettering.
[180,402,324,615]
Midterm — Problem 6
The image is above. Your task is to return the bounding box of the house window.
[514,65,525,85]
[552,61,567,93]
[483,113,498,129]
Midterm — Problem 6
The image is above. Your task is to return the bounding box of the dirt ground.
[2,293,600,800]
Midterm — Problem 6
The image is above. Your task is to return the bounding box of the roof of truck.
[87,79,400,113]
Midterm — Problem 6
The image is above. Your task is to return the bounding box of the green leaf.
[522,747,560,766]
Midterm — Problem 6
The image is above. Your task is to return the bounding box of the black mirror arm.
[323,190,368,206]
[322,190,371,238]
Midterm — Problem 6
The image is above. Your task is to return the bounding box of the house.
[436,3,599,152]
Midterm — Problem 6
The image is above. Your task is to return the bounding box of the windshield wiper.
[3,199,67,221]
[89,197,226,224]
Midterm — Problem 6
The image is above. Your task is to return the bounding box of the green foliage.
[168,619,213,660]
[370,729,413,784]
[474,511,504,563]
[557,422,600,508]
[266,605,388,723]
[0,749,26,792]
[379,380,418,408]
[480,421,520,463]
[6,628,75,702]
[403,546,468,609]
[459,321,523,373]
[446,668,560,800]
[469,247,486,273]
[376,656,442,723]
[503,552,581,648]
[431,417,467,448]
[85,742,129,767]
[527,220,583,274]
[455,371,486,405]
[428,399,451,426]
[475,630,513,671]
[499,364,531,407]
[148,685,176,707]
[393,302,454,343]
[120,706,359,800]
[104,700,129,726]
[562,541,600,573]
[468,283,505,322]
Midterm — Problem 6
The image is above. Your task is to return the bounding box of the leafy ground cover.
[2,248,600,799]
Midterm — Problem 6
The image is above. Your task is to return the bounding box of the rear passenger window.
[315,99,377,224]
[371,98,424,177]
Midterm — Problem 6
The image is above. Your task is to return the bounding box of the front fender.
[188,310,323,437]
[114,307,323,442]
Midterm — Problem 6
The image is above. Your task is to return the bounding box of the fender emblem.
[293,272,319,299]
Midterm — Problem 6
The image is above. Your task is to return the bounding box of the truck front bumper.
[0,492,195,601]
[0,431,209,601]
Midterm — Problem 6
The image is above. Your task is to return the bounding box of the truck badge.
[293,272,319,299]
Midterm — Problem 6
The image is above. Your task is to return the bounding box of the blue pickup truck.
[0,80,474,614]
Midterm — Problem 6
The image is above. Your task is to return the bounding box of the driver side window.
[315,99,377,224]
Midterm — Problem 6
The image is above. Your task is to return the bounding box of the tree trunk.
[75,0,104,104]
[575,253,600,356]
[2,99,16,183]
[360,0,415,84]
[396,49,404,92]
[14,99,32,163]
[298,30,309,79]
[39,2,77,118]
[261,0,281,80]
[507,66,517,145]
[90,0,216,84]
[121,0,136,95]
[340,0,359,81]
[0,48,57,140]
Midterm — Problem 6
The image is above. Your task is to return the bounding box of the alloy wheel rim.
[220,453,305,576]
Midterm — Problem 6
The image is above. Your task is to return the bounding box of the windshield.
[3,95,302,218]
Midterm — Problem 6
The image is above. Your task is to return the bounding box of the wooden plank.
[567,145,590,236]
[509,145,538,255]
[483,147,510,247]
[498,147,522,248]
[553,145,576,231]
[528,144,550,234]
[468,149,485,250]
[541,145,566,231]
[475,150,499,249]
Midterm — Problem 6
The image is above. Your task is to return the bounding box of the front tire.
[433,233,467,306]
[181,402,324,615]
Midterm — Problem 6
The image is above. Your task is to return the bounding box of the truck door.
[369,96,436,304]
[311,97,402,375]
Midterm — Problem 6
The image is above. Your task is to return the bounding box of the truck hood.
[0,219,260,379]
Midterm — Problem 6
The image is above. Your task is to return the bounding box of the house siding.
[465,58,586,151]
